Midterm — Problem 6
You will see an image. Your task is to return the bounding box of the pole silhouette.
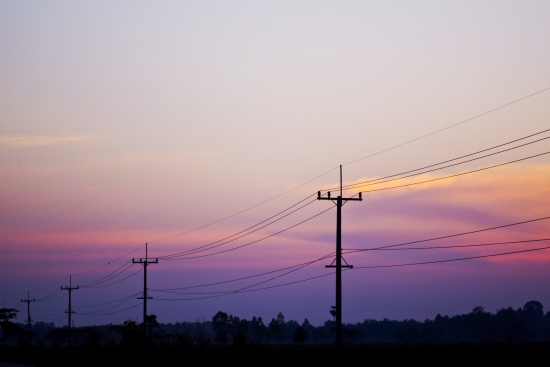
[133,242,158,339]
[61,276,79,347]
[318,165,362,367]
[21,291,35,342]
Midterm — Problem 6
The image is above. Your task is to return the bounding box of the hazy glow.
[0,135,93,148]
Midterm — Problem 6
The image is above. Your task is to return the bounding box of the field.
[2,342,548,367]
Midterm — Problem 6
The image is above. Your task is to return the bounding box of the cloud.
[0,135,93,148]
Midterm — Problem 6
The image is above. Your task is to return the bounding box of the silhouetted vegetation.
[1,300,550,366]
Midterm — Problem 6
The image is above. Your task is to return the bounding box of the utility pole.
[61,276,79,347]
[318,165,362,367]
[21,291,35,343]
[132,243,158,339]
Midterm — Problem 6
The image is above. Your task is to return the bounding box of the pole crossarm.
[317,191,362,202]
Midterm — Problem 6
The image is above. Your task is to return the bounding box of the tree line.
[1,300,549,347]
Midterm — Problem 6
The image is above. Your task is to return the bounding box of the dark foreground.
[1,342,549,366]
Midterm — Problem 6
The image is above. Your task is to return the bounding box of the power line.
[151,253,335,292]
[152,253,335,295]
[33,309,66,320]
[344,215,550,253]
[76,294,141,316]
[152,243,550,301]
[160,205,335,260]
[361,238,550,251]
[158,194,318,259]
[152,271,340,301]
[76,302,142,317]
[148,179,333,245]
[37,292,67,303]
[36,288,63,302]
[81,268,143,289]
[343,87,550,166]
[80,261,138,289]
[352,246,550,269]
[345,151,550,194]
[77,292,142,309]
[146,87,550,246]
[72,244,145,277]
[325,128,550,192]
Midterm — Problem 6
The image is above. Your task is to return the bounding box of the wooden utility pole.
[61,276,79,347]
[21,291,35,343]
[318,165,362,367]
[133,243,158,339]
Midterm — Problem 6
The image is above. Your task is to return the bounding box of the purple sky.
[1,1,550,327]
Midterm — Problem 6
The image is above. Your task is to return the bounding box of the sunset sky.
[1,1,550,328]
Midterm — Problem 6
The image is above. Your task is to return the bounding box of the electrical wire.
[72,244,145,277]
[160,205,335,260]
[76,302,142,317]
[359,238,550,251]
[152,252,335,295]
[324,130,550,192]
[152,271,339,301]
[343,215,550,253]
[345,151,550,194]
[153,243,550,301]
[148,177,335,245]
[151,253,335,291]
[76,292,142,309]
[80,260,135,288]
[146,88,550,246]
[75,295,139,316]
[352,246,550,269]
[33,309,66,320]
[158,194,318,259]
[343,87,550,166]
[80,267,142,289]
[36,292,67,303]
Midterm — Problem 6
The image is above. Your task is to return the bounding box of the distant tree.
[0,308,21,340]
[251,316,265,343]
[212,311,229,344]
[523,301,544,320]
[522,301,545,340]
[109,320,142,346]
[0,308,18,325]
[330,306,336,321]
[268,312,286,342]
[286,319,299,337]
[495,307,526,342]
[471,306,486,315]
[228,314,240,339]
[193,318,211,346]
[292,326,309,344]
[145,314,160,338]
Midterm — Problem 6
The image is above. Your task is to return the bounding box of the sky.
[1,1,550,328]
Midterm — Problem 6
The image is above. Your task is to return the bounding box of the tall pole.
[318,165,362,367]
[21,291,35,340]
[133,243,158,339]
[61,275,79,347]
